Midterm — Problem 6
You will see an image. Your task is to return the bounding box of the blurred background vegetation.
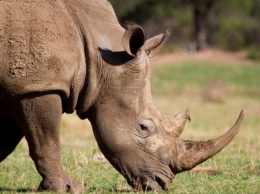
[110,0,260,59]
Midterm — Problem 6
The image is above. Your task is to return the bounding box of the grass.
[1,54,260,193]
[151,60,260,96]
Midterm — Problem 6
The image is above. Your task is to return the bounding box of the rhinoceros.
[0,0,244,193]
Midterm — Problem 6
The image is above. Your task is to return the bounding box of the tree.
[110,0,218,51]
[186,0,219,50]
[251,0,260,47]
[110,0,260,52]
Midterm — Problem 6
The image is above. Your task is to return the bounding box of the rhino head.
[82,23,244,191]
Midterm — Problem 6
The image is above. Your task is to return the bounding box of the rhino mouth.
[129,172,172,191]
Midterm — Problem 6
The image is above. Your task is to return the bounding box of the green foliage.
[248,46,260,61]
[110,0,260,51]
[210,0,260,51]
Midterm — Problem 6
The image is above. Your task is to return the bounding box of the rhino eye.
[140,124,148,131]
[135,120,155,138]
[136,124,151,138]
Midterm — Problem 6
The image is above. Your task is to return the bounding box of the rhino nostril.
[66,184,71,192]
[155,176,164,189]
[155,175,169,190]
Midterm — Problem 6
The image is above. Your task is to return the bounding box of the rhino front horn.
[172,110,244,173]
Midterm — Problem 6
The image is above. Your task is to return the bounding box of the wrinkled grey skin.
[0,0,244,193]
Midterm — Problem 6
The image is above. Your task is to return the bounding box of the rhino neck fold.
[75,33,103,119]
[66,8,101,119]
[64,0,125,119]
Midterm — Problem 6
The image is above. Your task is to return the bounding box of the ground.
[152,49,250,65]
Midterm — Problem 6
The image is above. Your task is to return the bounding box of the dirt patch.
[151,49,250,65]
[202,79,230,103]
[190,166,217,175]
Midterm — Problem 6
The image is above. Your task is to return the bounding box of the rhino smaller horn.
[163,109,191,137]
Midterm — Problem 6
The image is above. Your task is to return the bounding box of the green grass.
[1,56,260,193]
[151,60,260,96]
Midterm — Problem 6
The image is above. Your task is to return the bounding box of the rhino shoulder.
[0,0,86,112]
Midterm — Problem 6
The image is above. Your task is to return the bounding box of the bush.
[248,46,260,61]
[212,15,258,51]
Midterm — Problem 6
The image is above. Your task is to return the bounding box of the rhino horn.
[172,110,244,173]
[162,109,191,137]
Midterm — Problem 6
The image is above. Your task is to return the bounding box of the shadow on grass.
[88,186,133,193]
[0,187,36,193]
[0,186,134,193]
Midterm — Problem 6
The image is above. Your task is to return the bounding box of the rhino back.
[0,0,85,111]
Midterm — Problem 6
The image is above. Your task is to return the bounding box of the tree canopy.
[109,0,260,51]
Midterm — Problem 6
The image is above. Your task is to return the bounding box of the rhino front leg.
[0,117,24,162]
[13,93,85,193]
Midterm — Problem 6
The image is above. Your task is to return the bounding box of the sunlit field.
[1,52,260,193]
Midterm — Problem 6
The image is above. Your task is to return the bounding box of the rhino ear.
[145,30,172,58]
[122,22,145,57]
